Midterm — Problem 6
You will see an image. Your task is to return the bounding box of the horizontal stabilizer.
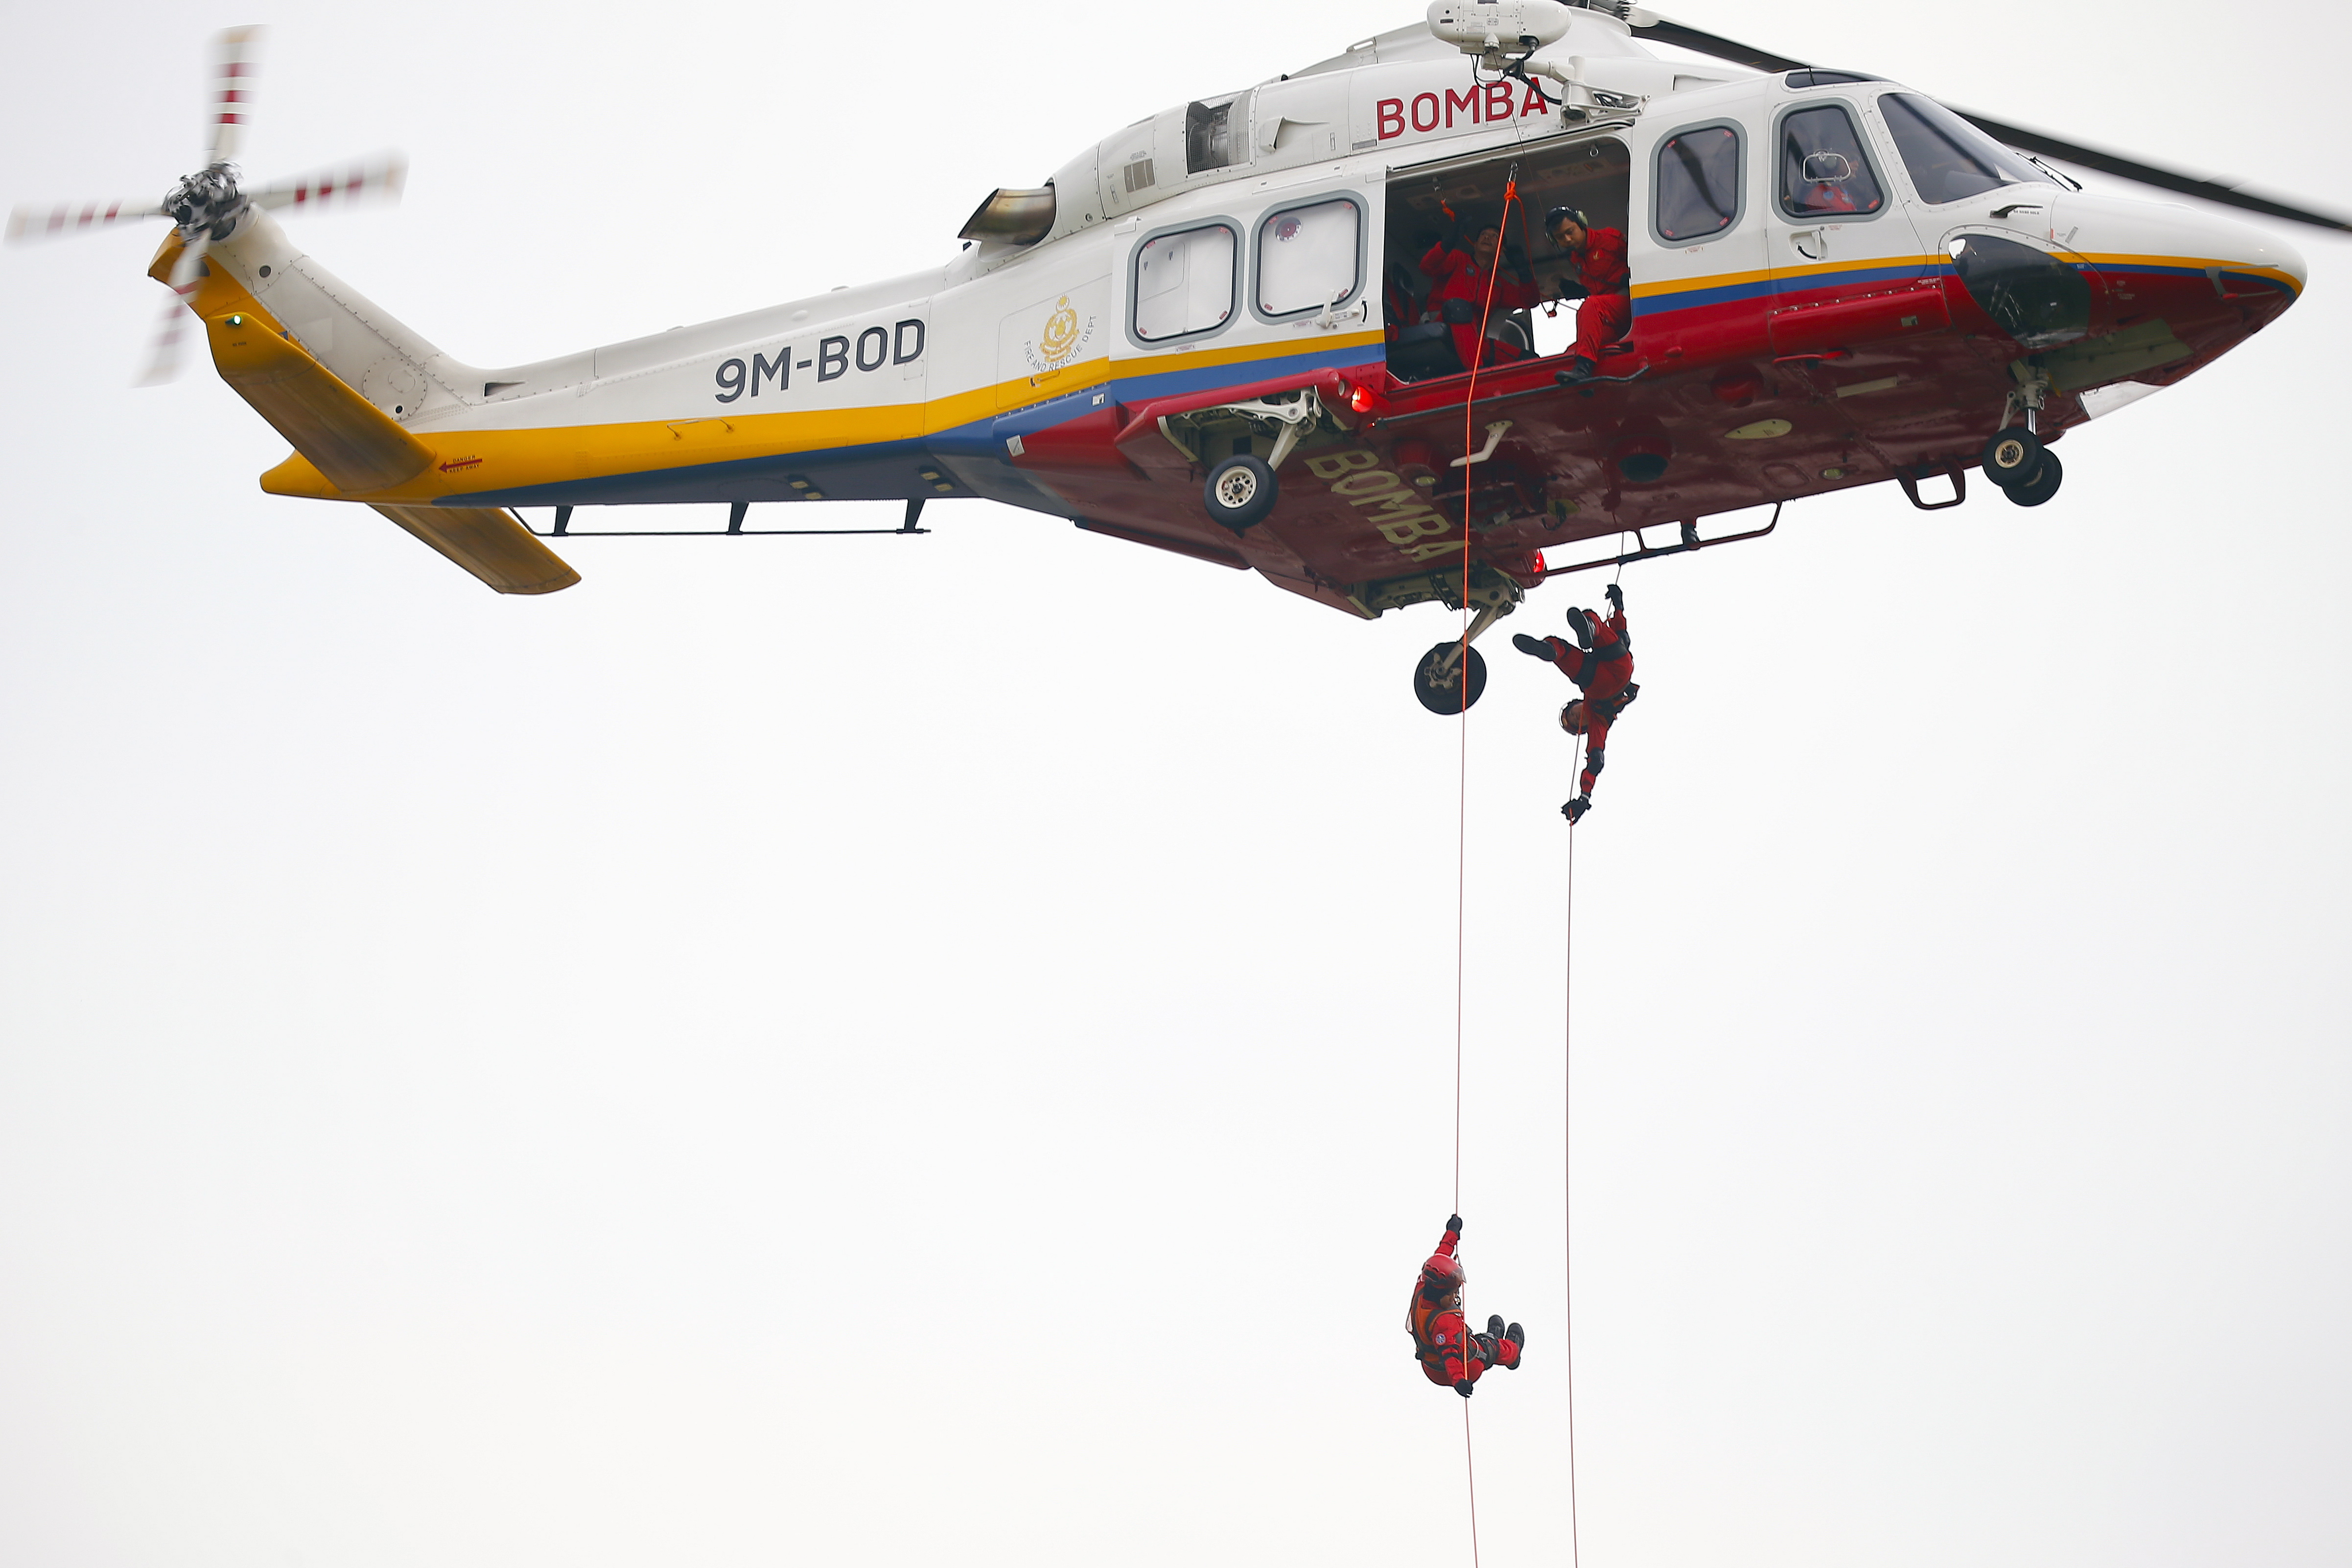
[367,505,581,595]
[201,304,578,594]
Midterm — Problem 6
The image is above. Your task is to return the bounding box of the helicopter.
[9,4,2341,713]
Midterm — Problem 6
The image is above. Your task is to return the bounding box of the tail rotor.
[3,23,404,386]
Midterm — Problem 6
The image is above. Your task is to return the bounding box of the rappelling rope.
[1449,169,1521,1568]
[1564,739,1584,1568]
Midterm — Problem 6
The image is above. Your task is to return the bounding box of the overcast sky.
[3,3,2348,1566]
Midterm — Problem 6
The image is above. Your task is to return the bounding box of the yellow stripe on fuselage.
[266,328,1389,503]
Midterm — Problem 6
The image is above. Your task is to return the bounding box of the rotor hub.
[164,164,247,242]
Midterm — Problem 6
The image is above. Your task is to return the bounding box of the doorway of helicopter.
[1383,134,1632,382]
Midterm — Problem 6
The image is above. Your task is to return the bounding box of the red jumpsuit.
[1541,604,1635,797]
[1420,240,1538,373]
[1560,225,1633,363]
[1407,1225,1523,1388]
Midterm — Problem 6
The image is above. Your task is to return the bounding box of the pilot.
[1793,173,1862,214]
[1512,581,1638,824]
[1545,206,1632,385]
[1420,217,1539,373]
[1409,1215,1525,1397]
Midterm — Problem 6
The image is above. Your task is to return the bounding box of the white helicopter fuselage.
[174,9,2304,604]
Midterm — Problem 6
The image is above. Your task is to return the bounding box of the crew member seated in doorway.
[1409,1215,1525,1397]
[1420,217,1538,373]
[1545,206,1632,385]
[1512,582,1639,824]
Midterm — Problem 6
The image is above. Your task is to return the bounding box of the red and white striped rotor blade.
[134,240,210,388]
[5,200,166,245]
[251,151,407,215]
[205,24,265,167]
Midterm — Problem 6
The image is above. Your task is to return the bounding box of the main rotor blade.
[5,200,166,245]
[134,239,209,388]
[250,152,407,214]
[1626,16,1811,74]
[1942,109,2352,234]
[206,25,265,167]
[1629,12,2352,234]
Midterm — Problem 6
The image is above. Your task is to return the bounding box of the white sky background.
[2,1,2348,1564]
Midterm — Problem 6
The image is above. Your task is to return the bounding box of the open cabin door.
[1381,134,1633,385]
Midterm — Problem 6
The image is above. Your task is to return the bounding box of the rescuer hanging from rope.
[1512,582,1640,824]
[1409,1215,1526,1397]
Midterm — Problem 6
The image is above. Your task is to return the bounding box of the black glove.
[1455,1378,1476,1398]
[1604,582,1624,611]
[1446,1214,1464,1233]
[1557,279,1590,302]
[1510,632,1555,660]
[1564,795,1591,825]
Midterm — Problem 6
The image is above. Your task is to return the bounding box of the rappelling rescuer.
[1409,1214,1526,1397]
[1512,582,1640,825]
[1420,216,1539,373]
[1544,205,1632,385]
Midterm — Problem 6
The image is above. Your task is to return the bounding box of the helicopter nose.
[2064,189,2308,304]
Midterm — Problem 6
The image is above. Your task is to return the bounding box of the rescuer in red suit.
[1545,206,1632,385]
[1513,582,1640,824]
[1420,219,1539,373]
[1409,1215,1526,1397]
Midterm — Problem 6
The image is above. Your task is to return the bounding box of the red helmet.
[1422,1253,1466,1290]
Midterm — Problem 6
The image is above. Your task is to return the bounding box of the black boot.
[1555,356,1597,386]
[1487,1314,1506,1337]
[1563,607,1594,649]
[1680,521,1701,551]
[1511,632,1556,660]
[1506,1321,1525,1352]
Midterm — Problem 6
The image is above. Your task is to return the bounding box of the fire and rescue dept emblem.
[1020,293,1096,374]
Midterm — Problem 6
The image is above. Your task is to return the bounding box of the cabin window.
[1879,93,2047,206]
[1653,123,1742,243]
[1256,198,1361,318]
[1777,104,1885,218]
[1133,223,1237,342]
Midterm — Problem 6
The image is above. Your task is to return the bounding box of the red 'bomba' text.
[1376,81,1552,141]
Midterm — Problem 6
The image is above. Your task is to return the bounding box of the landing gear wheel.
[1413,642,1487,715]
[1979,427,2046,489]
[1203,453,1278,533]
[2004,447,2063,507]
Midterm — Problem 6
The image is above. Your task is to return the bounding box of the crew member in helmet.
[1512,581,1639,824]
[1409,1214,1526,1397]
[1544,206,1632,384]
[1420,217,1539,373]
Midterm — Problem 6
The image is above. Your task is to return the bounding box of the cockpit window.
[1880,93,2048,205]
[1778,104,1884,218]
[1655,123,1743,243]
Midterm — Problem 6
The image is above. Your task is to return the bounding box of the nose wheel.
[1979,427,2064,507]
[1413,641,1488,714]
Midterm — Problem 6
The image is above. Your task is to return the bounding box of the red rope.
[1454,172,1522,1215]
[1564,748,1584,1568]
[1451,169,1520,1568]
[1464,1401,1485,1568]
